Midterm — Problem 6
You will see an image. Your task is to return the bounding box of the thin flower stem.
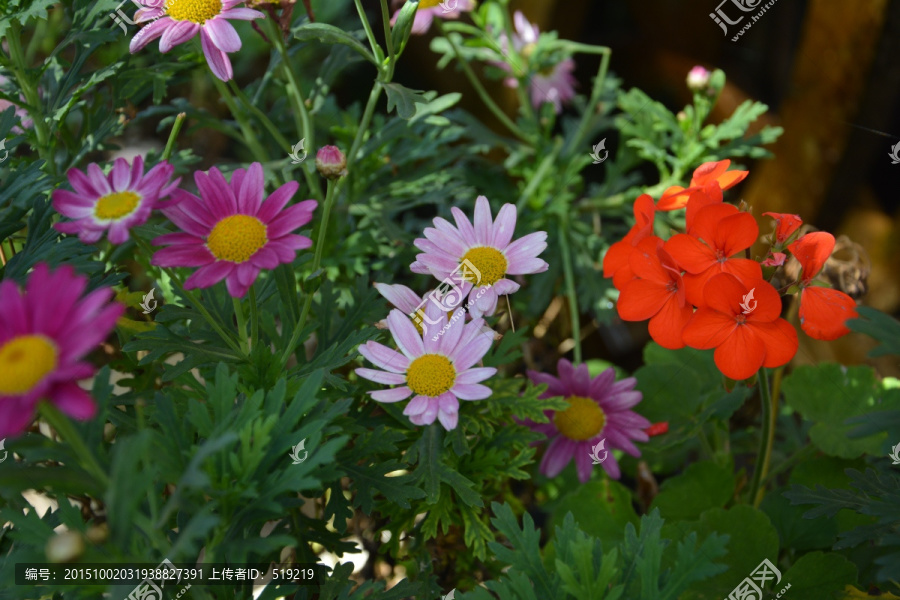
[161,112,187,161]
[233,297,249,354]
[517,137,563,209]
[379,0,396,79]
[347,83,383,171]
[498,5,537,125]
[211,76,270,164]
[353,0,383,64]
[557,217,582,364]
[749,367,773,507]
[435,20,533,145]
[7,21,54,173]
[249,285,259,351]
[563,45,611,158]
[39,402,109,487]
[228,80,294,154]
[279,179,336,368]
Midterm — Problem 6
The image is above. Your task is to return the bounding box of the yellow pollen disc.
[554,395,606,441]
[167,0,222,24]
[95,191,141,220]
[461,247,508,286]
[418,0,444,8]
[0,334,59,395]
[206,214,268,263]
[406,354,456,398]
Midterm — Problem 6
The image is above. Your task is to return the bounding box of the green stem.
[211,76,270,163]
[563,45,611,158]
[498,5,537,125]
[347,83,383,171]
[39,403,109,486]
[249,285,259,351]
[7,21,53,173]
[379,0,396,79]
[161,112,186,161]
[233,297,249,354]
[353,0,383,63]
[228,81,294,155]
[557,217,582,363]
[435,20,533,145]
[749,367,773,507]
[279,179,336,367]
[517,138,562,209]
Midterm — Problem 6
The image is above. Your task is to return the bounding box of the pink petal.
[204,17,241,53]
[53,382,97,420]
[472,196,493,245]
[130,18,172,53]
[183,261,234,289]
[159,19,199,53]
[355,368,406,385]
[451,382,492,400]
[200,28,233,81]
[540,436,576,478]
[359,341,410,373]
[386,309,425,359]
[369,386,413,403]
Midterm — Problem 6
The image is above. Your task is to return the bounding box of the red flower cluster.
[604,160,858,381]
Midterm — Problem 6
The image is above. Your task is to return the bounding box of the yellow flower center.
[206,214,268,263]
[406,353,456,398]
[95,191,141,220]
[418,0,444,8]
[461,247,507,286]
[554,395,606,441]
[0,334,59,395]
[167,0,222,24]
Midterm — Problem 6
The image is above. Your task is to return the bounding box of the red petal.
[644,422,669,436]
[691,160,730,186]
[716,211,759,257]
[763,212,803,243]
[612,263,638,290]
[618,279,671,321]
[682,307,736,349]
[716,169,749,190]
[683,267,719,307]
[689,203,739,246]
[740,278,783,322]
[799,286,858,341]
[701,272,747,316]
[648,296,693,349]
[664,234,716,274]
[603,237,633,277]
[629,236,668,283]
[787,231,834,282]
[754,318,799,368]
[658,186,691,210]
[714,324,765,381]
[720,258,763,291]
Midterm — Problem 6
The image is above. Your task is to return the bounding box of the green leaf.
[780,551,858,600]
[650,461,734,521]
[390,0,419,59]
[293,23,378,65]
[487,502,558,599]
[383,82,428,120]
[0,0,57,35]
[847,306,900,357]
[551,479,639,548]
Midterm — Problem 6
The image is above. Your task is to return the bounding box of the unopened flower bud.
[46,531,85,563]
[316,146,347,180]
[686,66,711,93]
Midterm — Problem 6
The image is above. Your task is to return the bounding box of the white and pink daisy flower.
[522,359,650,482]
[411,195,548,318]
[52,157,180,245]
[391,0,475,35]
[128,0,264,82]
[356,305,496,430]
[0,263,124,438]
[497,11,577,113]
[151,162,317,298]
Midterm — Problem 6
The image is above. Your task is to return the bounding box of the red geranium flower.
[602,194,656,290]
[658,160,749,210]
[763,212,803,246]
[664,203,762,306]
[682,273,798,381]
[644,422,669,436]
[787,231,858,341]
[617,237,693,349]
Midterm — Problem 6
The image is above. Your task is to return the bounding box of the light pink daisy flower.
[128,0,264,82]
[390,0,475,35]
[0,263,124,438]
[523,359,650,482]
[52,157,180,245]
[411,195,548,318]
[151,162,317,298]
[496,11,577,113]
[356,305,496,430]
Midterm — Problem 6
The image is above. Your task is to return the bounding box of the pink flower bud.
[316,145,347,180]
[686,66,711,92]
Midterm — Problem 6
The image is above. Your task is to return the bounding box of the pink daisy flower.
[524,359,650,482]
[390,0,475,35]
[52,157,180,245]
[497,11,577,113]
[411,195,548,318]
[151,162,317,298]
[0,264,124,438]
[356,305,496,430]
[128,0,264,82]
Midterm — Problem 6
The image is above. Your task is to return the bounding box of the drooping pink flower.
[523,359,650,482]
[128,0,264,81]
[410,195,548,318]
[151,162,317,298]
[356,305,497,430]
[52,157,180,245]
[390,0,475,35]
[0,264,124,438]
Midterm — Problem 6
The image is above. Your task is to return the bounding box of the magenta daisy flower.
[0,264,124,438]
[151,162,317,298]
[524,359,650,482]
[497,11,577,113]
[411,195,548,318]
[356,305,496,430]
[128,0,264,82]
[52,157,180,245]
[391,0,475,35]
